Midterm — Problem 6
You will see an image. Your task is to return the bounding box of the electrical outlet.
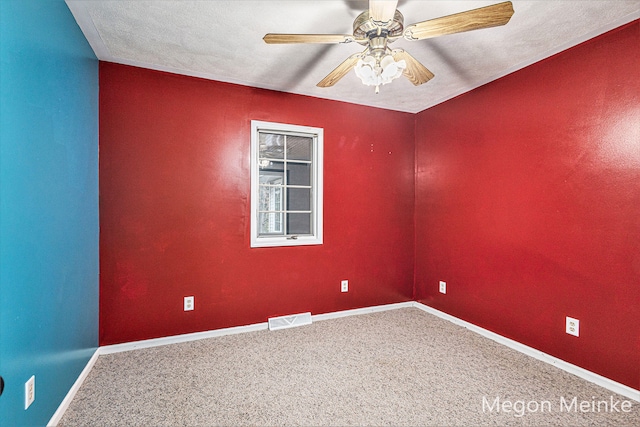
[341,280,348,292]
[566,316,579,337]
[439,281,447,294]
[184,296,194,311]
[25,375,35,409]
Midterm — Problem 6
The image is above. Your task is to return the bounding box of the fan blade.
[263,34,354,44]
[404,1,514,40]
[392,49,434,86]
[369,0,398,23]
[317,52,362,88]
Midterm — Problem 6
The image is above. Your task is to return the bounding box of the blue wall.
[0,0,99,425]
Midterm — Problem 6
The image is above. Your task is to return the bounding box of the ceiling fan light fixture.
[264,1,514,91]
[354,53,406,93]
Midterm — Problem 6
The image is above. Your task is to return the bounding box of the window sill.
[250,235,323,248]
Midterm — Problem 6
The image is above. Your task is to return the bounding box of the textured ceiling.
[66,1,639,113]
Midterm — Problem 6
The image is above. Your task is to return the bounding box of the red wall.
[415,21,639,389]
[99,63,415,345]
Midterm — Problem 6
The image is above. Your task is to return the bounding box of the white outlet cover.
[341,280,348,292]
[25,375,35,409]
[566,316,579,337]
[439,281,446,294]
[184,296,194,311]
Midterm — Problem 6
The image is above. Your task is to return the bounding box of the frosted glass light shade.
[354,55,378,86]
[354,54,406,90]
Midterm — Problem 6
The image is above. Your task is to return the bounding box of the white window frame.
[250,120,323,248]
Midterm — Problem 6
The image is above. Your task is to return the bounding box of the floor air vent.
[268,312,312,331]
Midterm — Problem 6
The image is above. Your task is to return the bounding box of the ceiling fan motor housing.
[353,10,404,43]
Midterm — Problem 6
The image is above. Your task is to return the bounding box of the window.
[250,121,323,248]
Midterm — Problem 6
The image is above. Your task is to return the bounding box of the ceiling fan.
[263,0,514,93]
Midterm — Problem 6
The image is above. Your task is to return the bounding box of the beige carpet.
[58,308,639,426]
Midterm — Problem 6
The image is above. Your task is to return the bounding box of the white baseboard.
[49,300,639,425]
[47,348,100,427]
[313,301,414,322]
[100,302,415,354]
[412,302,640,402]
[100,322,269,354]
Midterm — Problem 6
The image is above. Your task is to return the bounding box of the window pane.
[287,213,312,235]
[287,188,311,211]
[259,212,283,235]
[259,169,283,184]
[287,136,312,161]
[259,133,285,159]
[259,185,282,211]
[287,163,311,186]
[259,161,284,178]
